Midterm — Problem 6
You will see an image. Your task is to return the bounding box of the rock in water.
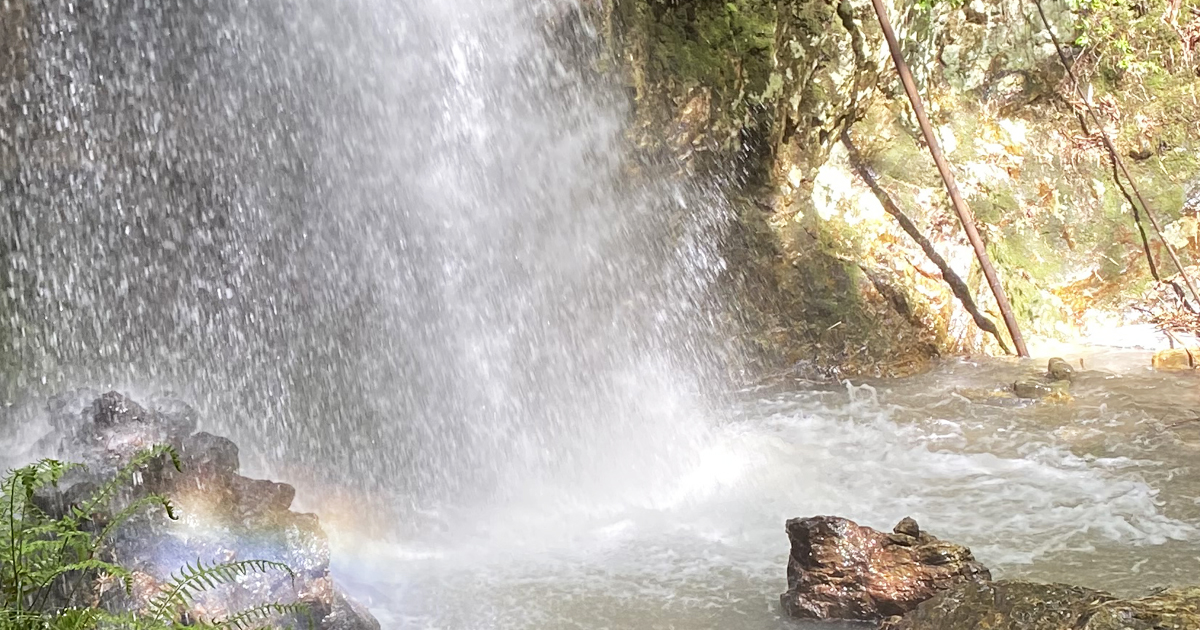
[1046,357,1074,381]
[885,580,1200,630]
[780,516,991,622]
[1087,586,1200,630]
[36,391,379,630]
[1152,348,1200,370]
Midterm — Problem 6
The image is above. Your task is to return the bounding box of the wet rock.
[884,580,1200,630]
[893,516,921,538]
[1087,586,1200,630]
[232,475,296,515]
[180,431,240,477]
[324,589,383,630]
[883,580,1107,629]
[48,391,200,467]
[1013,380,1053,399]
[34,391,378,630]
[1013,374,1070,400]
[1046,357,1074,381]
[780,516,991,622]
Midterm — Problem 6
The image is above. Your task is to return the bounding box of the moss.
[620,0,775,106]
[981,226,1065,337]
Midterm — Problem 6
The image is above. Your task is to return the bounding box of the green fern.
[1,446,310,630]
[73,444,181,523]
[210,602,312,630]
[148,559,296,624]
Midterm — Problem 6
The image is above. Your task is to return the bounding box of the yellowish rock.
[1152,348,1200,370]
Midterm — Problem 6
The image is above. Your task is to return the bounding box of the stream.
[326,349,1200,629]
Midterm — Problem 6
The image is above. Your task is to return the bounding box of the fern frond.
[49,558,134,591]
[1,460,81,525]
[213,602,311,630]
[78,445,181,519]
[148,558,295,624]
[10,533,91,564]
[96,494,177,543]
[15,460,81,493]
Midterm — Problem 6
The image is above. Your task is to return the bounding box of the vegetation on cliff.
[602,0,1200,376]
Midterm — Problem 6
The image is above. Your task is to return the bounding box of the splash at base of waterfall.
[319,351,1198,629]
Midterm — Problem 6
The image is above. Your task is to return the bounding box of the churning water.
[3,1,1199,629]
[328,351,1200,629]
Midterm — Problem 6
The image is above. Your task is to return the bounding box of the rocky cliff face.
[595,0,1200,376]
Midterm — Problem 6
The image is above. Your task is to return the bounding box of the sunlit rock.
[1152,348,1200,370]
[780,515,990,622]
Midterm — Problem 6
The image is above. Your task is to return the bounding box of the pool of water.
[327,349,1200,629]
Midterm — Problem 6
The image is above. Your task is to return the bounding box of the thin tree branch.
[842,131,1013,355]
[866,0,1029,356]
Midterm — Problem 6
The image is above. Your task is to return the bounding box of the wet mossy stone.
[1014,380,1053,399]
[1047,357,1074,382]
[885,580,1110,630]
[886,580,1200,630]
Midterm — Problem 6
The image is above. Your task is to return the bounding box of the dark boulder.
[36,390,377,630]
[780,515,991,622]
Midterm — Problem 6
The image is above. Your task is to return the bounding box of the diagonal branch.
[842,131,1013,355]
[866,0,1029,356]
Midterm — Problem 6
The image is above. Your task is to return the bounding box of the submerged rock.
[1013,361,1072,400]
[1046,357,1074,381]
[779,515,991,622]
[885,580,1200,630]
[37,391,379,630]
[1013,379,1055,399]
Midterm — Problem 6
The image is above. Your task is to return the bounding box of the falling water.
[1,0,731,511]
[4,2,1200,629]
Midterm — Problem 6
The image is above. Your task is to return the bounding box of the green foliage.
[0,447,307,630]
[148,559,296,624]
[1070,0,1191,81]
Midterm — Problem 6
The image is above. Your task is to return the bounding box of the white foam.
[323,364,1200,628]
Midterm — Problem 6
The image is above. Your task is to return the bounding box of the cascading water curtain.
[1,0,734,523]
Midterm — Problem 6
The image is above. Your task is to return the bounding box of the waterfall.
[1,0,731,515]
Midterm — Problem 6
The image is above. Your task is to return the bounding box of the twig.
[1033,0,1200,308]
[842,131,1013,355]
[867,0,1029,357]
[1164,415,1200,430]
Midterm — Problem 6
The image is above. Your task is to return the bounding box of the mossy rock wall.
[601,0,1200,375]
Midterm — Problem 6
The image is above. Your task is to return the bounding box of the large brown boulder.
[886,580,1200,630]
[780,515,991,621]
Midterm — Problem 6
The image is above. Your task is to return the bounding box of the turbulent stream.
[327,348,1200,629]
[2,1,1199,629]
